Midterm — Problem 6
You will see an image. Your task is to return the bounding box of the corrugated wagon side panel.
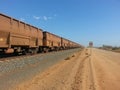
[0,31,9,48]
[12,19,19,33]
[0,14,11,48]
[29,26,38,48]
[0,14,11,32]
[52,35,61,47]
[10,19,30,46]
[10,34,30,46]
[44,32,61,47]
[38,29,43,46]
[46,33,52,47]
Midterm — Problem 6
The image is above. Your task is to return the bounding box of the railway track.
[0,49,71,61]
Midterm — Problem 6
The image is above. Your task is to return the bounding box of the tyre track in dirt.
[71,48,97,90]
[71,55,88,90]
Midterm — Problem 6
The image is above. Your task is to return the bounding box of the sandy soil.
[12,48,120,90]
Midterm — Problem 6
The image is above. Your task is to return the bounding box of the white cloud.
[43,16,48,21]
[20,18,25,21]
[43,16,53,21]
[33,14,56,21]
[33,16,40,20]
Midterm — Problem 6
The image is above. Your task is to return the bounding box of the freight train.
[0,13,81,55]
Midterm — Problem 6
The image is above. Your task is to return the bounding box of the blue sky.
[0,0,120,46]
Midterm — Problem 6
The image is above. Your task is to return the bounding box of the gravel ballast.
[0,48,81,90]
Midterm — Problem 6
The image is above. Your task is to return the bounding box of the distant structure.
[89,41,93,47]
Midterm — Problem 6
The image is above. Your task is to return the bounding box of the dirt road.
[12,48,120,90]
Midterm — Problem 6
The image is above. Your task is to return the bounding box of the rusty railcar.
[67,40,81,49]
[73,42,81,48]
[69,41,74,49]
[43,31,61,51]
[67,40,76,49]
[0,13,82,55]
[61,38,70,49]
[0,13,43,54]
